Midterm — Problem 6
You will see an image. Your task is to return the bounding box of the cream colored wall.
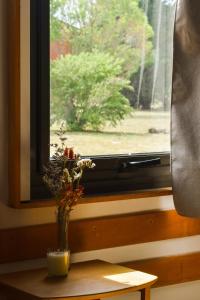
[1,1,200,299]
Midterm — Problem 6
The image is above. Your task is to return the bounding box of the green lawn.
[50,110,170,156]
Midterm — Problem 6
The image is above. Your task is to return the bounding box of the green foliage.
[50,0,67,41]
[51,51,133,131]
[50,0,156,130]
[50,0,153,78]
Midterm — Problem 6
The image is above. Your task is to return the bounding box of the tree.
[134,0,176,111]
[50,0,67,41]
[50,0,154,129]
[51,51,133,131]
[50,0,153,78]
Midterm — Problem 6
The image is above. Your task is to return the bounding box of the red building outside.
[50,39,71,60]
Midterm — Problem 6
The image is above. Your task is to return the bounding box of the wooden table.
[0,260,157,300]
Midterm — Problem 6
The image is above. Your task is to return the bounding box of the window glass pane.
[50,0,176,156]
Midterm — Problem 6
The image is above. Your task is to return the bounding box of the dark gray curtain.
[172,0,200,217]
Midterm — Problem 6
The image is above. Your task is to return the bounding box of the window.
[30,0,176,200]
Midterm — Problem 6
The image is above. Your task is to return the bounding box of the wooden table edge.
[43,278,158,300]
[0,277,158,300]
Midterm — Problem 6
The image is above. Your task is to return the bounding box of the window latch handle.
[121,158,161,170]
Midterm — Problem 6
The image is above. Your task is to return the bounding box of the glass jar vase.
[47,208,70,277]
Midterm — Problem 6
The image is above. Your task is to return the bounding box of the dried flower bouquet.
[43,127,95,250]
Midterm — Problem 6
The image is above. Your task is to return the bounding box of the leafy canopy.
[50,0,153,78]
[50,0,153,129]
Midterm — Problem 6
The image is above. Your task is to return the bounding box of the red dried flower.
[64,147,75,160]
[68,148,74,159]
[63,147,69,157]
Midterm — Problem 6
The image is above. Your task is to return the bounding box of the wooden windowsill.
[16,188,172,209]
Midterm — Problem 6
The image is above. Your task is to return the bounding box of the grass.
[50,110,170,156]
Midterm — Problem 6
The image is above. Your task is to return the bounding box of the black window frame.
[30,0,171,200]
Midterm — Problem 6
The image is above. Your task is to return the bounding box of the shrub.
[51,51,133,131]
